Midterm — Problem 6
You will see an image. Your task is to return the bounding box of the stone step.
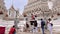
[0,19,60,34]
[17,32,60,34]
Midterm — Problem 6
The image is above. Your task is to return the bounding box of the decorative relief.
[41,0,48,2]
[28,0,40,5]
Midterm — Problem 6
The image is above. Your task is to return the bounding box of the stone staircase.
[0,18,60,34]
[52,18,60,32]
[16,18,60,34]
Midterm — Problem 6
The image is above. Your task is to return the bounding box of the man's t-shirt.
[9,27,15,34]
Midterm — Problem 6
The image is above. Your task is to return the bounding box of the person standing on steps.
[47,18,53,34]
[9,25,16,34]
[40,19,45,34]
[26,22,29,32]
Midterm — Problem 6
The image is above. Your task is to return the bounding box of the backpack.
[41,21,45,26]
[43,21,45,26]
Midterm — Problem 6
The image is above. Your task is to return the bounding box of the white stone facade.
[23,0,60,32]
[8,5,16,18]
[23,0,60,18]
[0,0,8,18]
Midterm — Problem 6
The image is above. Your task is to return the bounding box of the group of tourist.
[25,14,53,34]
[8,14,53,34]
[40,18,53,34]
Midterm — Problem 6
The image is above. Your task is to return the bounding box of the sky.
[4,0,28,15]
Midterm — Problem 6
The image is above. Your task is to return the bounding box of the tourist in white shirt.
[47,18,53,34]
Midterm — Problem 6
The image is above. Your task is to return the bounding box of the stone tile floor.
[17,32,60,34]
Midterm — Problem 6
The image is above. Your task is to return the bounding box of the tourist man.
[9,25,16,34]
[41,19,45,34]
[47,18,53,34]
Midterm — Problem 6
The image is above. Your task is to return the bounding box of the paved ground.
[17,32,60,34]
[17,29,60,34]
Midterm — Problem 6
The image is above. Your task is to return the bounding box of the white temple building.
[23,0,60,33]
[0,0,60,34]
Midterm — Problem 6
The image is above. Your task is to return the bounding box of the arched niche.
[0,11,3,14]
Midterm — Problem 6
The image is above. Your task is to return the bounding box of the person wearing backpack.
[34,20,38,32]
[26,22,29,32]
[47,18,53,34]
[40,19,45,34]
